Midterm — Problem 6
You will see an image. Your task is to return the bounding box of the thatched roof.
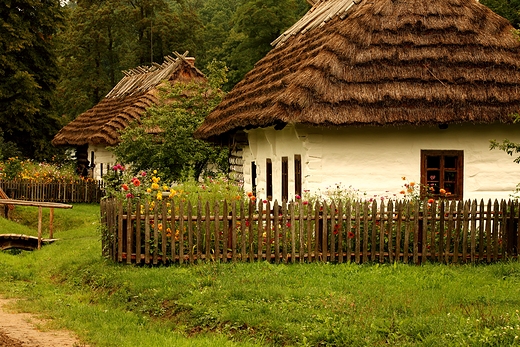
[195,0,520,141]
[52,52,205,147]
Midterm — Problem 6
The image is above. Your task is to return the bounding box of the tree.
[196,0,310,90]
[0,0,64,160]
[112,61,229,181]
[481,0,520,28]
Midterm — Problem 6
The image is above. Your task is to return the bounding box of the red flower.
[347,231,355,239]
[122,183,129,191]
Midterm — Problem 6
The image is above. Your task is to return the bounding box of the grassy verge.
[1,204,520,346]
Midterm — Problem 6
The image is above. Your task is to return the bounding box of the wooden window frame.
[294,154,302,197]
[421,150,463,200]
[281,157,288,202]
[266,158,273,201]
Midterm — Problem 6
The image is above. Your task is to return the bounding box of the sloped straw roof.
[52,52,205,147]
[195,0,520,141]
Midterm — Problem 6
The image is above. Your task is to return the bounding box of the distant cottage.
[196,0,520,202]
[53,52,205,180]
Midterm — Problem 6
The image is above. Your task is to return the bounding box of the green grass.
[2,204,520,346]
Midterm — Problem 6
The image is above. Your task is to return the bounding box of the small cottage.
[52,52,205,180]
[195,0,520,202]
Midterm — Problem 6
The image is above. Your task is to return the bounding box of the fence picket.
[188,201,194,264]
[330,201,336,263]
[370,201,377,262]
[299,200,305,264]
[387,200,394,262]
[486,200,492,262]
[171,200,177,262]
[337,200,344,263]
[144,200,150,265]
[345,200,352,263]
[461,201,469,263]
[126,199,133,265]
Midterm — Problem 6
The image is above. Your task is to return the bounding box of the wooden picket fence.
[101,197,520,265]
[0,179,104,203]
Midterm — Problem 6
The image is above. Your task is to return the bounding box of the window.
[266,159,273,201]
[294,155,302,197]
[281,157,288,201]
[421,150,463,199]
[251,161,257,196]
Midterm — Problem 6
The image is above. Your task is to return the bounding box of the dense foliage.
[0,0,64,160]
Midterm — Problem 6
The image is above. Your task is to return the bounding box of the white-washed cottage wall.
[88,145,117,180]
[240,123,520,202]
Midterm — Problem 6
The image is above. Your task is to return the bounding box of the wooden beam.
[0,199,72,209]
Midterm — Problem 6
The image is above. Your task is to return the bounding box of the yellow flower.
[163,185,169,191]
[146,188,152,193]
[151,182,160,190]
[156,192,163,200]
[153,170,157,174]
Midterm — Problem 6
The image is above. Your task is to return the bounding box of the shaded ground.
[0,299,87,347]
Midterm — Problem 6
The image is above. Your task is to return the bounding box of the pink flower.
[141,171,147,177]
[295,194,301,200]
[126,193,134,198]
[303,201,309,205]
[263,200,268,204]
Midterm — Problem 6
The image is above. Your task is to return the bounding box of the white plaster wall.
[241,123,520,202]
[88,145,117,180]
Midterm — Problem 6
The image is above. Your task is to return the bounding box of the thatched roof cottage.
[196,0,520,201]
[53,52,205,179]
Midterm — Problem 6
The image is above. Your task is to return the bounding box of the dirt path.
[0,299,88,347]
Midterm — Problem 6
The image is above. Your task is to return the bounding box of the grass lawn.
[1,204,520,346]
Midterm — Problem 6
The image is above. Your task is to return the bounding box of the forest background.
[0,0,517,162]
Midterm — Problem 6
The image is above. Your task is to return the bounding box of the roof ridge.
[106,51,189,98]
[272,0,362,47]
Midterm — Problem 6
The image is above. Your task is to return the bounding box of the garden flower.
[428,198,434,204]
[347,231,355,239]
[156,192,163,200]
[141,171,147,177]
[439,188,446,195]
[247,192,253,197]
[132,178,140,187]
[146,188,152,193]
[126,193,134,198]
[122,183,129,191]
[151,182,160,190]
[295,194,301,200]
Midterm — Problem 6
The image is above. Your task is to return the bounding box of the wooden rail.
[0,199,73,250]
